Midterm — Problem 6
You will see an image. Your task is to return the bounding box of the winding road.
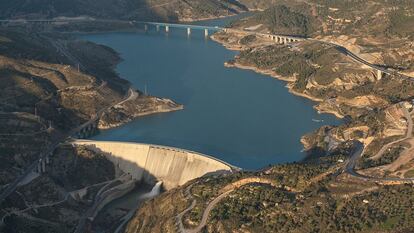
[313,40,411,80]
[370,103,413,160]
[345,142,414,183]
[175,185,233,233]
[1,193,69,225]
[176,178,277,233]
[344,102,414,182]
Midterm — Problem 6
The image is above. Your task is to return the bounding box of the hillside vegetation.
[122,2,414,231]
[229,0,414,75]
[0,26,182,232]
[0,0,248,22]
[126,156,414,233]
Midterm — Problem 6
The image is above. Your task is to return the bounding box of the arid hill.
[0,0,248,22]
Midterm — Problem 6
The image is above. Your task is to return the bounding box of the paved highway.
[315,40,412,80]
[345,141,414,182]
[344,103,414,182]
[370,103,413,160]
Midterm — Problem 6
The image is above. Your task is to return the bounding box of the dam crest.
[74,140,235,190]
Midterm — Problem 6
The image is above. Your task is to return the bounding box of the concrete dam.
[74,140,235,190]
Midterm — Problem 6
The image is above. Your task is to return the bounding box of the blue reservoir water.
[80,17,340,169]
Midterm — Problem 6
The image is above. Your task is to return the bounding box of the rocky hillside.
[210,0,414,163]
[0,0,248,22]
[1,145,117,233]
[0,28,180,182]
[124,2,414,232]
[125,155,414,233]
[210,0,414,177]
[228,0,414,76]
[1,1,413,232]
[0,26,183,233]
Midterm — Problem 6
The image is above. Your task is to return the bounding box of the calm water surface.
[80,16,340,169]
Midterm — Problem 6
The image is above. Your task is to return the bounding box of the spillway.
[73,140,235,189]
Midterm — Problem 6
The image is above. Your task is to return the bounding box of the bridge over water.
[133,20,304,43]
[0,17,408,99]
[0,18,304,43]
[134,21,221,36]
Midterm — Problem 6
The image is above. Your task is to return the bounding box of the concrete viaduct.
[0,18,304,44]
[135,21,303,44]
[133,22,394,80]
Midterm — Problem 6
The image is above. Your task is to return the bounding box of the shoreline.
[62,11,253,35]
[223,57,343,118]
[212,33,343,118]
[81,14,342,157]
[211,31,347,152]
[99,104,184,130]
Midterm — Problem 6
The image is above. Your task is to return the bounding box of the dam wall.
[73,140,234,189]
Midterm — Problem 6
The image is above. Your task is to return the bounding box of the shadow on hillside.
[302,146,328,162]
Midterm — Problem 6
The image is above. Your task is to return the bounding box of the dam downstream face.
[79,17,340,170]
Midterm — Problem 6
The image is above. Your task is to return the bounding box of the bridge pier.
[204,29,209,37]
[283,37,287,44]
[46,155,50,164]
[187,28,191,36]
[165,25,169,33]
[144,24,148,31]
[37,159,42,173]
[156,25,160,32]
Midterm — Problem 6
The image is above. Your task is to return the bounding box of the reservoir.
[80,16,340,170]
